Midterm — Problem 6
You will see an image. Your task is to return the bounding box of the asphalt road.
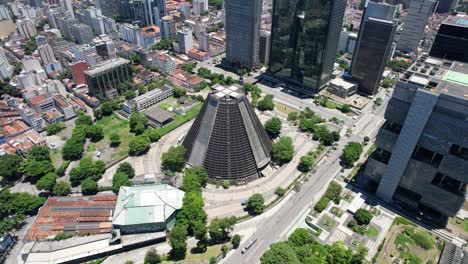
[222,133,362,264]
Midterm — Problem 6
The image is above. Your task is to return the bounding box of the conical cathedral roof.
[182,84,272,182]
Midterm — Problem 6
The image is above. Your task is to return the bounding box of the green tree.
[185,166,208,187]
[129,135,151,156]
[53,181,72,196]
[69,157,106,186]
[193,221,208,252]
[144,248,162,264]
[162,145,186,172]
[86,125,104,142]
[264,117,282,138]
[354,209,373,226]
[287,112,298,121]
[275,187,286,197]
[62,139,84,160]
[19,159,54,178]
[381,77,395,88]
[176,192,207,234]
[169,224,188,260]
[112,172,131,193]
[152,39,173,50]
[28,146,50,161]
[45,122,65,135]
[197,67,212,79]
[181,63,196,74]
[75,114,93,126]
[298,155,315,172]
[110,133,121,147]
[172,87,187,98]
[246,193,265,216]
[339,104,351,113]
[125,90,137,100]
[145,128,161,142]
[36,172,58,192]
[257,95,275,111]
[129,113,148,134]
[208,217,236,243]
[341,142,363,166]
[93,108,103,120]
[182,172,202,193]
[81,177,99,195]
[116,162,135,178]
[271,137,294,164]
[260,242,301,264]
[100,102,113,116]
[232,234,241,248]
[0,154,23,182]
[288,228,315,247]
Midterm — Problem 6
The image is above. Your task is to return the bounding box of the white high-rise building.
[396,0,437,53]
[0,48,13,81]
[180,3,190,19]
[60,0,75,18]
[22,57,42,72]
[177,28,193,54]
[120,23,140,44]
[16,19,37,39]
[199,31,209,52]
[161,15,176,40]
[0,5,12,20]
[37,44,55,65]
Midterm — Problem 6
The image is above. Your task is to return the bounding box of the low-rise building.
[27,94,55,114]
[168,69,204,92]
[188,49,209,62]
[53,95,77,120]
[126,85,173,113]
[327,78,357,99]
[145,107,174,128]
[151,51,176,75]
[112,185,185,235]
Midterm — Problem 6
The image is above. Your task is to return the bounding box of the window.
[449,144,468,161]
[412,146,443,168]
[383,120,402,134]
[431,172,466,197]
[371,148,392,164]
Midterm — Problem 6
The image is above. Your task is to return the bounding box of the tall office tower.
[192,0,204,15]
[120,23,140,44]
[396,0,436,54]
[76,7,106,35]
[96,0,120,18]
[84,58,132,98]
[350,2,399,95]
[364,56,468,220]
[0,5,12,20]
[161,15,176,40]
[224,0,262,71]
[177,28,193,54]
[0,48,13,81]
[266,0,346,95]
[120,0,166,26]
[180,3,190,19]
[259,30,271,66]
[60,0,74,18]
[57,17,79,40]
[183,85,272,182]
[199,31,209,52]
[429,15,468,63]
[37,44,56,65]
[71,24,94,44]
[16,19,37,39]
[436,0,458,13]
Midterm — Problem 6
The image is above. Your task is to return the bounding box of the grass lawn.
[464,219,468,232]
[162,244,224,263]
[50,150,63,168]
[87,115,133,163]
[155,103,202,137]
[381,225,442,264]
[274,101,297,115]
[366,225,379,238]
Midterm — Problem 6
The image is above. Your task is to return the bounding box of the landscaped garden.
[318,214,337,232]
[377,217,444,264]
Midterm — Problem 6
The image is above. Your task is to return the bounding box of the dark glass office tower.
[266,0,346,95]
[225,0,262,71]
[429,15,468,63]
[351,2,399,95]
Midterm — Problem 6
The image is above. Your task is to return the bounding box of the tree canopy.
[264,117,282,138]
[117,162,135,178]
[257,94,275,111]
[246,193,265,216]
[341,142,363,166]
[81,177,99,195]
[271,137,295,164]
[169,224,188,260]
[36,172,58,192]
[162,145,186,172]
[112,172,131,193]
[129,135,151,156]
[0,154,23,182]
[53,181,72,196]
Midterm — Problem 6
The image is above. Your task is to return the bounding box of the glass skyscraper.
[265,0,346,95]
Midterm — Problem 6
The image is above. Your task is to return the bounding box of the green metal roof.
[112,184,185,226]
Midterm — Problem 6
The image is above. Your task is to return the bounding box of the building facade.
[0,48,13,81]
[364,56,468,219]
[84,58,132,98]
[350,2,399,95]
[266,0,346,95]
[71,24,94,44]
[396,0,436,53]
[177,28,193,54]
[259,30,271,66]
[224,0,262,71]
[161,15,176,40]
[429,15,468,63]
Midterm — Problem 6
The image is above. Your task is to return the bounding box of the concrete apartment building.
[363,55,468,219]
[127,85,173,112]
[396,0,437,54]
